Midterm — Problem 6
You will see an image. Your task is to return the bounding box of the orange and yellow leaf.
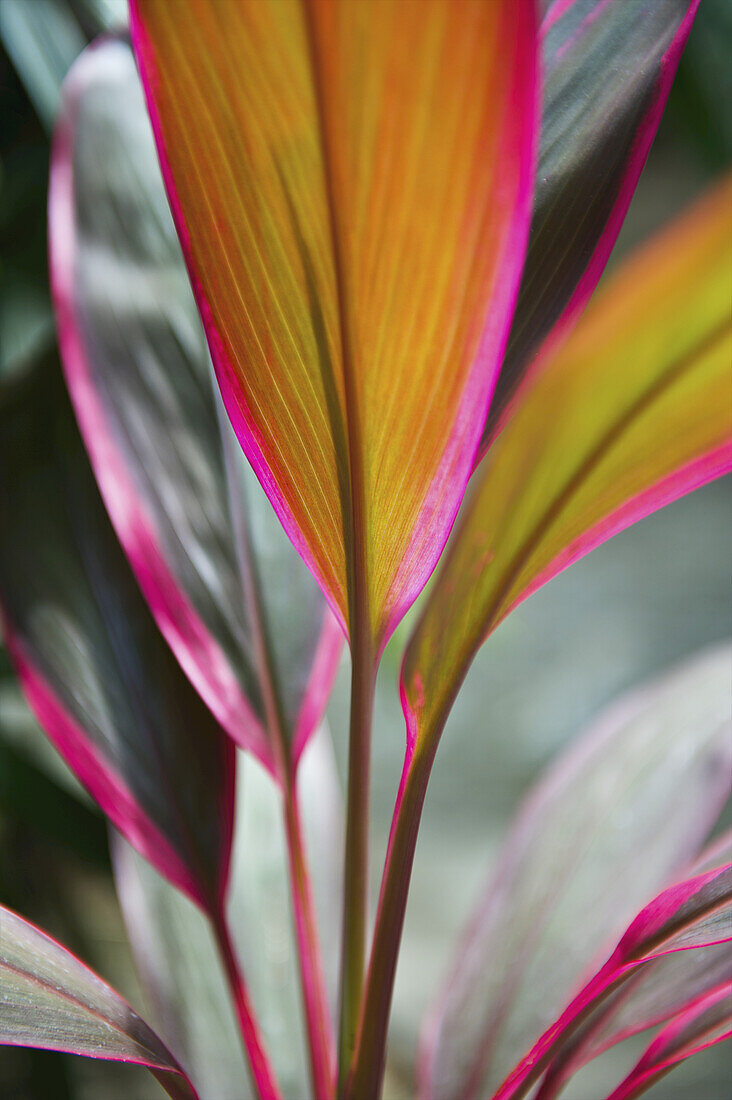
[130,0,538,651]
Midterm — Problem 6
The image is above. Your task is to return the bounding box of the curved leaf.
[605,985,732,1100]
[536,945,732,1100]
[0,904,197,1100]
[489,862,732,1100]
[49,37,341,775]
[0,358,234,913]
[533,833,732,1094]
[129,0,538,650]
[403,175,732,753]
[112,725,342,1100]
[419,645,732,1100]
[480,0,699,449]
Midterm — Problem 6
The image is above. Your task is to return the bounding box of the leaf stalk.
[212,910,284,1100]
[337,634,377,1094]
[345,743,436,1099]
[283,776,337,1100]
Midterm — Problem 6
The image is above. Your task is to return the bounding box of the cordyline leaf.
[480,0,700,449]
[403,175,732,754]
[419,645,732,1100]
[49,37,341,775]
[532,834,732,1097]
[490,863,732,1100]
[129,0,538,651]
[0,904,198,1100]
[605,985,732,1100]
[534,944,732,1100]
[0,357,234,914]
[112,726,342,1100]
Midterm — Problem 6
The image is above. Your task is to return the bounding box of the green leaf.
[0,903,197,1100]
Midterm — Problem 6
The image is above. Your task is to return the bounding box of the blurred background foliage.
[0,1,730,1097]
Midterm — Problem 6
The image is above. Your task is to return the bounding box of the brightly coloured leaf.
[0,356,234,914]
[535,944,732,1100]
[419,645,732,1100]
[530,831,732,1097]
[605,985,732,1100]
[403,176,732,753]
[487,862,732,1100]
[0,904,197,1100]
[49,37,342,775]
[130,0,538,649]
[480,0,700,448]
[112,726,342,1100]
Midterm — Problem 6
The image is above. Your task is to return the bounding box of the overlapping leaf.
[0,357,234,913]
[403,177,732,751]
[533,836,732,1097]
[480,0,700,448]
[130,0,538,649]
[419,646,732,1100]
[0,904,197,1100]
[606,985,731,1100]
[112,727,342,1100]
[492,863,732,1100]
[49,37,342,774]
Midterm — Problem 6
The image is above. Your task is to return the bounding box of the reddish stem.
[345,744,436,1099]
[284,779,337,1100]
[213,910,284,1100]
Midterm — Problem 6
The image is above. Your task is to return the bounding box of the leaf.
[0,673,90,805]
[419,645,732,1100]
[0,0,85,131]
[490,862,732,1100]
[49,37,342,774]
[403,175,732,753]
[0,904,197,1100]
[533,837,732,1096]
[112,725,342,1100]
[479,0,700,449]
[0,356,234,914]
[536,944,732,1100]
[605,985,732,1100]
[129,0,538,650]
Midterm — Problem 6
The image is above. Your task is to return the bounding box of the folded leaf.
[130,0,538,649]
[606,985,732,1100]
[480,0,699,449]
[112,725,342,1100]
[49,37,341,774]
[0,904,197,1100]
[404,176,732,753]
[0,358,234,913]
[419,645,732,1100]
[491,864,732,1100]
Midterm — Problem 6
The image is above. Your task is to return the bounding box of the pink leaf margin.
[1,613,235,917]
[376,0,540,651]
[480,0,701,457]
[0,903,199,1100]
[490,443,732,645]
[48,37,342,778]
[491,864,732,1100]
[606,984,732,1100]
[129,0,541,652]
